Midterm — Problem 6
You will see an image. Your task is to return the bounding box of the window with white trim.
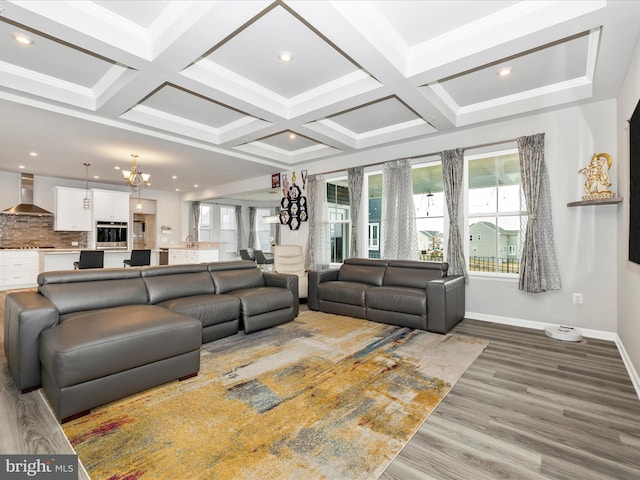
[327,180,350,264]
[467,149,525,275]
[255,207,272,252]
[220,206,237,254]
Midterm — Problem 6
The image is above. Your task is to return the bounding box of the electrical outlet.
[572,293,583,304]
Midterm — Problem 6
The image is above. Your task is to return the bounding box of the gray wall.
[617,30,640,385]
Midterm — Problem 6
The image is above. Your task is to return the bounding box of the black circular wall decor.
[280,181,308,230]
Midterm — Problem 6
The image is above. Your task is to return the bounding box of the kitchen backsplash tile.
[0,215,88,248]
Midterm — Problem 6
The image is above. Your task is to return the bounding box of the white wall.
[617,32,640,377]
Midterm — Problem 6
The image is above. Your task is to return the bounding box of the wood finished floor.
[1,292,639,479]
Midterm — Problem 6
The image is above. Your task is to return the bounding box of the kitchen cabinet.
[54,187,92,231]
[0,250,39,289]
[168,248,219,265]
[92,190,131,221]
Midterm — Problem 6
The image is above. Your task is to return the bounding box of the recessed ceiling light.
[29,152,38,157]
[12,32,34,46]
[497,67,512,77]
[175,188,180,192]
[18,165,25,169]
[278,51,293,62]
[194,184,199,188]
[172,175,177,179]
[289,133,296,140]
[93,175,100,179]
[114,166,121,170]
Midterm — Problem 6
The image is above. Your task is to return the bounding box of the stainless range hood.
[2,173,53,216]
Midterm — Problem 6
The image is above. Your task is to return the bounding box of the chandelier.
[122,154,150,189]
[83,162,91,209]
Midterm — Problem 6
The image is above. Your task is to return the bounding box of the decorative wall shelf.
[567,197,623,207]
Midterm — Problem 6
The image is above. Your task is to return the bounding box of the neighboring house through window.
[467,148,524,274]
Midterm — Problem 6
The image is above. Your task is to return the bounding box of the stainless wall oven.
[96,221,128,249]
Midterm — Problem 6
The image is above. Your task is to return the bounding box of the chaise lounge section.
[4,260,298,422]
[308,258,465,333]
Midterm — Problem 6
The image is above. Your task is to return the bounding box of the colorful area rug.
[62,311,487,479]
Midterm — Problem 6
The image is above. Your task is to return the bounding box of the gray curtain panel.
[305,174,331,271]
[248,206,256,249]
[517,133,561,292]
[191,201,200,242]
[348,166,364,258]
[235,205,242,256]
[381,159,419,260]
[441,148,468,282]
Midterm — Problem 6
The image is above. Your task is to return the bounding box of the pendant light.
[83,163,91,209]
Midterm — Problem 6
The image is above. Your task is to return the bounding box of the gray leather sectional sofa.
[4,260,298,422]
[308,258,465,333]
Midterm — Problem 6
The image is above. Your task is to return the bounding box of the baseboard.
[465,311,640,400]
[464,311,617,340]
[614,335,640,401]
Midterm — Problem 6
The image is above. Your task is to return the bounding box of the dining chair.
[73,250,104,269]
[253,250,274,270]
[240,249,254,261]
[124,249,151,267]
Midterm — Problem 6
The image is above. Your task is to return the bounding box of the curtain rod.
[318,137,519,176]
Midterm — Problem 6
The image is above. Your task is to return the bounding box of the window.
[220,206,237,254]
[467,149,524,274]
[368,223,379,250]
[198,204,211,242]
[327,180,350,264]
[367,162,445,261]
[413,163,445,262]
[254,208,272,252]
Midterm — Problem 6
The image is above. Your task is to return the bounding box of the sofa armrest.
[263,272,299,317]
[4,292,59,392]
[426,275,465,334]
[307,269,340,311]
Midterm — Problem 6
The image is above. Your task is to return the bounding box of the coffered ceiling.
[0,0,639,195]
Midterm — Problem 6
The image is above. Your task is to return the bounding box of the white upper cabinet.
[92,190,130,221]
[54,187,92,231]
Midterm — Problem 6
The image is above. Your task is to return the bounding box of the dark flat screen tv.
[630,98,640,264]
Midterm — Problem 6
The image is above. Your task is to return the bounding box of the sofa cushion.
[158,294,240,328]
[383,261,446,289]
[43,305,201,388]
[318,281,370,307]
[142,265,214,304]
[38,269,147,316]
[366,286,426,315]
[338,259,388,286]
[229,287,293,316]
[211,268,265,294]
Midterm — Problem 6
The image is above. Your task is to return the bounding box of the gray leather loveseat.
[4,260,298,422]
[308,258,464,333]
